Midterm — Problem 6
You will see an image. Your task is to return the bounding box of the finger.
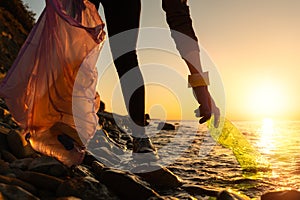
[212,102,220,127]
[199,113,211,124]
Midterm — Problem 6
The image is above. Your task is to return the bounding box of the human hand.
[193,86,220,127]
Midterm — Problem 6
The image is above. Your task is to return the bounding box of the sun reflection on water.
[257,118,277,155]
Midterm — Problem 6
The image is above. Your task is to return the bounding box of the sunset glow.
[22,0,300,121]
[246,80,287,119]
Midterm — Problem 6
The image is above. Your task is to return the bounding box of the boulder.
[96,168,161,199]
[217,189,250,200]
[28,156,68,177]
[0,159,11,175]
[91,160,106,174]
[15,171,64,192]
[0,174,37,195]
[71,165,95,178]
[133,164,183,190]
[0,129,8,150]
[181,184,219,197]
[6,130,35,158]
[92,147,121,165]
[261,190,300,200]
[157,122,178,130]
[56,197,82,200]
[56,176,118,200]
[0,183,39,200]
[1,149,17,163]
[10,158,34,170]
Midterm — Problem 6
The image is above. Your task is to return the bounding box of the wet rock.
[16,170,64,192]
[182,184,219,197]
[10,158,34,170]
[91,160,106,174]
[56,176,118,200]
[0,130,8,150]
[217,189,250,200]
[157,122,178,130]
[1,149,17,162]
[89,133,113,150]
[133,164,183,190]
[0,107,4,119]
[96,168,160,199]
[0,174,37,195]
[261,190,300,200]
[28,156,68,177]
[6,130,35,158]
[71,165,95,178]
[94,156,114,167]
[92,147,121,165]
[0,183,39,200]
[56,197,82,200]
[0,159,11,175]
[0,122,11,134]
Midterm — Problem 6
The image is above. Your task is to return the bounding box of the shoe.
[132,137,159,161]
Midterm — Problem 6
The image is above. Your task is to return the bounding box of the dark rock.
[217,190,250,200]
[28,156,68,177]
[96,168,160,199]
[56,197,82,200]
[0,107,4,119]
[92,147,121,165]
[6,130,35,158]
[182,184,219,197]
[133,164,183,190]
[89,129,126,153]
[93,156,114,167]
[56,176,118,200]
[261,190,300,200]
[10,158,34,170]
[0,129,8,150]
[0,174,37,195]
[157,122,178,130]
[0,122,11,134]
[0,159,11,175]
[38,189,57,199]
[71,165,95,178]
[91,160,106,174]
[0,1,35,74]
[1,149,17,162]
[89,133,113,150]
[15,170,64,192]
[0,183,39,200]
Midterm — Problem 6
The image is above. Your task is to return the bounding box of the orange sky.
[23,0,300,120]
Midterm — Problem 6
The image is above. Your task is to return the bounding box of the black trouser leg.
[101,0,146,135]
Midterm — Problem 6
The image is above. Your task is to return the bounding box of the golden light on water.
[257,118,276,154]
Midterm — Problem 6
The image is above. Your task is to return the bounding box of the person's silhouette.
[90,0,219,160]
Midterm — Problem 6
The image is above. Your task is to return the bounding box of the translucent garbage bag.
[0,0,105,166]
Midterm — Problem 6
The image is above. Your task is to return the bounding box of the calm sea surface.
[149,119,300,199]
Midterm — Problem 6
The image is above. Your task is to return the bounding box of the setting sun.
[246,80,286,119]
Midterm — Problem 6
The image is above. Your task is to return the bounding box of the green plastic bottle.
[207,116,270,171]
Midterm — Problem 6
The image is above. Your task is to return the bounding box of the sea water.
[150,119,300,198]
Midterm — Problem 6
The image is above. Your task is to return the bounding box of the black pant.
[94,0,146,135]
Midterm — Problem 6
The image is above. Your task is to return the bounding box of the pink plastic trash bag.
[0,0,105,166]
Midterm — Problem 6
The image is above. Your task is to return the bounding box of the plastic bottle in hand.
[207,116,270,171]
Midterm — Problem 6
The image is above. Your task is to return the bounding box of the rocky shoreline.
[0,99,299,200]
